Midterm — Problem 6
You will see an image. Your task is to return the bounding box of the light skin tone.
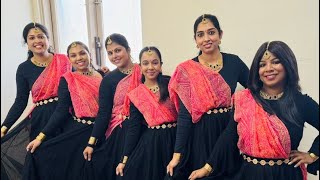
[166,19,224,177]
[115,50,162,176]
[187,52,318,180]
[27,28,53,64]
[106,42,133,72]
[26,43,100,153]
[82,42,133,161]
[196,20,223,66]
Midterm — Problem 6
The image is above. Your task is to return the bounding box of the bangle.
[88,137,98,145]
[36,132,46,142]
[1,126,8,134]
[309,153,319,161]
[120,156,128,164]
[203,163,213,174]
[173,153,182,161]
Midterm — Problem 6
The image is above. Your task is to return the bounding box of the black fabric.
[1,58,61,180]
[21,74,96,180]
[83,121,128,180]
[90,69,126,140]
[207,92,319,178]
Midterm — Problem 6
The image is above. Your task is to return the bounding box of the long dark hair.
[193,14,222,55]
[22,22,52,59]
[139,46,170,102]
[248,41,303,127]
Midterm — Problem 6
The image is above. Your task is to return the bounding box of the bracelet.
[203,163,213,174]
[120,156,128,164]
[173,153,182,161]
[1,126,8,134]
[36,132,46,142]
[309,153,319,161]
[88,137,98,145]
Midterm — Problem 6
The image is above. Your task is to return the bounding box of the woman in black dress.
[1,22,71,180]
[188,41,319,180]
[115,46,177,180]
[23,41,103,180]
[82,33,141,180]
[166,14,249,179]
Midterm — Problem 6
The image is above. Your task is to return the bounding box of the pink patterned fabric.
[31,54,71,102]
[63,72,102,118]
[128,84,177,126]
[234,89,307,180]
[168,60,231,123]
[105,64,142,137]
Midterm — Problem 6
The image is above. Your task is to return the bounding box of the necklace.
[200,54,223,72]
[259,90,284,100]
[31,56,51,67]
[148,85,160,93]
[121,68,132,75]
[80,69,94,76]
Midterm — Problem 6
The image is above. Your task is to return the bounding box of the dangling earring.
[196,45,199,48]
[218,40,221,45]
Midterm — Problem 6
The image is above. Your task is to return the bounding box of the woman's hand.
[289,150,319,167]
[166,153,181,176]
[116,163,126,176]
[26,139,42,153]
[83,146,94,161]
[188,167,210,180]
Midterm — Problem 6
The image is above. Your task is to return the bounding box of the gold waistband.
[35,97,59,106]
[73,116,94,125]
[206,107,232,114]
[148,122,177,129]
[243,154,289,166]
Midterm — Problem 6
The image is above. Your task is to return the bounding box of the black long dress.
[206,91,319,180]
[83,69,131,180]
[1,55,69,180]
[170,53,249,179]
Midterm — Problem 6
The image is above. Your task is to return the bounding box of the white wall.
[141,0,319,179]
[1,0,33,124]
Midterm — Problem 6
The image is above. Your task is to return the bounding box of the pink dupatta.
[63,72,102,118]
[168,60,231,123]
[105,64,142,137]
[128,84,177,126]
[31,54,71,102]
[234,89,307,180]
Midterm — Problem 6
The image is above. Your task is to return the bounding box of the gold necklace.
[120,66,134,75]
[31,56,51,67]
[80,69,94,76]
[259,90,284,100]
[200,54,223,72]
[148,85,160,93]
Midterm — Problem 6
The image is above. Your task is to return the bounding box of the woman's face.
[140,50,162,81]
[26,28,50,55]
[68,44,91,72]
[259,51,286,91]
[195,20,222,54]
[106,42,131,69]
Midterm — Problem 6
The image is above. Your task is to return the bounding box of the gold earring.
[218,40,221,45]
[196,45,199,48]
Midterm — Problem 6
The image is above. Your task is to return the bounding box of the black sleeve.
[302,95,319,175]
[2,65,30,129]
[90,77,115,139]
[206,111,242,175]
[41,78,72,136]
[174,98,193,153]
[237,58,249,88]
[122,102,144,157]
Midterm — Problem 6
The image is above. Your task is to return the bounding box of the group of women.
[1,13,318,180]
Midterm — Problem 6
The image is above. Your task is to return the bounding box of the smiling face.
[140,50,162,81]
[26,28,50,55]
[195,20,222,54]
[68,44,91,72]
[259,51,286,91]
[106,42,131,69]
